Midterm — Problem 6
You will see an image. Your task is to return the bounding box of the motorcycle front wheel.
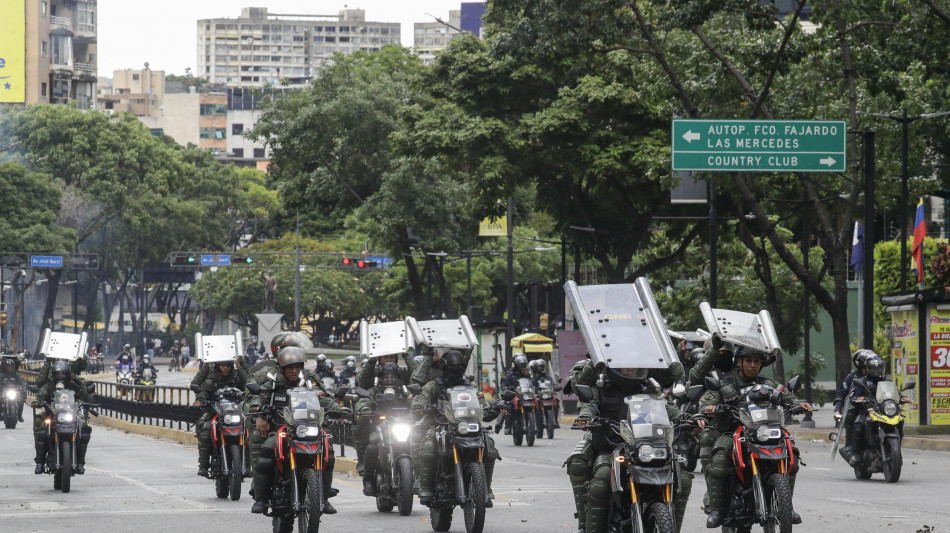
[461,461,487,533]
[763,473,793,533]
[644,501,675,533]
[512,419,523,447]
[229,444,243,500]
[546,409,556,439]
[430,505,453,532]
[883,439,903,483]
[60,441,73,493]
[396,456,414,516]
[300,467,323,533]
[525,412,536,447]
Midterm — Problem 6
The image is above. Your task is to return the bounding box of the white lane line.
[0,507,219,518]
[87,467,214,509]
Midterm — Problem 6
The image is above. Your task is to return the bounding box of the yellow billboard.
[0,0,26,103]
[478,216,507,237]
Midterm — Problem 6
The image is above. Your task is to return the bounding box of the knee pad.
[566,454,591,480]
[420,437,435,457]
[587,460,612,503]
[706,450,732,481]
[255,454,276,476]
[486,436,500,460]
[678,470,693,496]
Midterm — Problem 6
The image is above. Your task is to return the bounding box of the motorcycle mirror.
[335,386,350,399]
[501,389,518,401]
[353,387,371,399]
[246,382,262,395]
[190,383,202,394]
[407,384,422,395]
[686,384,704,401]
[86,382,95,393]
[28,383,39,393]
[786,375,801,392]
[573,384,594,403]
[705,376,722,391]
[902,380,916,391]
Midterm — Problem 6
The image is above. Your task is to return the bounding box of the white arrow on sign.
[820,156,837,167]
[682,130,701,143]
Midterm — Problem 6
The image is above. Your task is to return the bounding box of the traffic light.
[359,260,378,268]
[172,254,197,266]
[539,313,549,330]
[342,257,352,266]
[234,255,254,264]
[0,313,6,326]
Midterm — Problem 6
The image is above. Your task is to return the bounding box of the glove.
[833,411,842,422]
[712,334,724,351]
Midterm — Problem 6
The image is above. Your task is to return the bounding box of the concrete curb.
[90,415,361,474]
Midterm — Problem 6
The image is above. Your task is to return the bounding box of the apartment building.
[197,7,400,87]
[1,0,97,107]
[413,2,486,64]
[98,67,164,117]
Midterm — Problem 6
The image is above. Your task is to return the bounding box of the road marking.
[0,507,219,519]
[88,467,214,509]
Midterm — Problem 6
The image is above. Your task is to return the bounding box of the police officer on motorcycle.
[700,349,811,528]
[834,349,873,463]
[355,355,418,495]
[35,353,87,388]
[246,347,351,515]
[846,353,888,467]
[687,337,737,471]
[339,357,358,384]
[529,358,560,427]
[412,350,503,508]
[116,344,134,366]
[33,360,93,474]
[193,358,249,477]
[496,353,531,434]
[135,355,159,381]
[315,354,337,381]
[1,355,27,422]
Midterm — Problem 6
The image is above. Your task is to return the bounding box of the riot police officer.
[193,359,248,477]
[353,352,417,480]
[1,355,27,422]
[33,360,93,474]
[834,349,873,463]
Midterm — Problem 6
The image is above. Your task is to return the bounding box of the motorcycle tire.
[535,411,544,440]
[513,420,523,447]
[645,501,675,533]
[53,469,62,490]
[763,473,793,533]
[461,462,487,533]
[396,456,414,516]
[301,467,323,533]
[376,485,395,513]
[853,463,872,480]
[883,440,903,483]
[4,415,16,429]
[526,413,536,447]
[60,442,73,493]
[229,444,243,500]
[429,505,453,532]
[215,474,229,499]
[272,514,294,533]
[546,409,556,439]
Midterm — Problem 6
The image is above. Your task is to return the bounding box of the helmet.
[441,350,468,383]
[852,349,875,370]
[689,347,705,365]
[123,344,131,351]
[345,355,356,364]
[2,357,16,372]
[345,360,356,371]
[52,360,71,382]
[275,331,314,352]
[866,355,886,379]
[316,354,327,363]
[735,348,772,367]
[378,361,401,388]
[513,354,527,371]
[270,332,291,355]
[277,346,307,369]
[143,355,151,364]
[529,359,544,372]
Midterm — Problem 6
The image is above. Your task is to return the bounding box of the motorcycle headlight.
[636,444,668,463]
[5,389,16,400]
[457,421,480,435]
[755,425,783,442]
[882,400,899,417]
[57,413,75,423]
[295,425,322,438]
[223,414,243,424]
[391,422,411,442]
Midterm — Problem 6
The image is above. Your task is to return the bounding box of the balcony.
[74,62,96,80]
[50,16,74,34]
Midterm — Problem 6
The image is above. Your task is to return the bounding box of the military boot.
[251,473,271,514]
[34,440,48,475]
[416,455,435,506]
[321,467,337,514]
[705,480,727,528]
[362,445,378,496]
[483,460,495,508]
[789,474,802,525]
[76,441,88,475]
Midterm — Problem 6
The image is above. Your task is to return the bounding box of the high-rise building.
[98,67,164,117]
[1,0,97,108]
[197,7,400,87]
[414,10,462,65]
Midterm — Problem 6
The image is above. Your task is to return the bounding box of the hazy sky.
[97,1,463,76]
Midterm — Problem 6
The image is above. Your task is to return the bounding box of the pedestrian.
[181,338,191,368]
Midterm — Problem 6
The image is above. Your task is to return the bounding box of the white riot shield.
[699,302,783,360]
[196,331,243,364]
[40,329,88,361]
[359,319,418,359]
[407,316,478,353]
[564,278,678,369]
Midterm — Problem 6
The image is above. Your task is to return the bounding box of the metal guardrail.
[89,380,200,430]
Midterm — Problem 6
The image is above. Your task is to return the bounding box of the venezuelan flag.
[912,198,926,283]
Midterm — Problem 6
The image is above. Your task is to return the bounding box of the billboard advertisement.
[929,308,950,425]
[890,308,920,424]
[0,0,25,103]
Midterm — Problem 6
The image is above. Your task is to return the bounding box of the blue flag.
[851,221,864,274]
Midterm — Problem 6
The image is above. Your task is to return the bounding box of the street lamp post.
[506,196,515,369]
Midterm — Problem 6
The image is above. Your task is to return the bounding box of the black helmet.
[316,354,327,364]
[866,355,886,380]
[277,346,307,369]
[852,349,875,370]
[52,360,71,382]
[735,348,772,367]
[441,350,468,383]
[345,360,356,371]
[513,354,527,371]
[378,361,401,388]
[689,348,705,365]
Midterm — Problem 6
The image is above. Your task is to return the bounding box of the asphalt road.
[2,418,948,533]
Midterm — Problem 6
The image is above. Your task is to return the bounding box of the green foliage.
[787,351,831,407]
[0,162,75,252]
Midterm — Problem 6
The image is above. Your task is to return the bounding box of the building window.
[233,148,244,157]
[200,127,227,140]
[254,148,265,158]
[149,128,164,136]
[132,74,139,80]
[41,1,47,15]
[41,82,47,96]
[200,103,228,116]
[41,41,48,57]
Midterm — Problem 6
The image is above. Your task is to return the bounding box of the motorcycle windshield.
[217,397,242,414]
[53,389,77,414]
[116,363,133,372]
[284,388,325,426]
[564,279,677,369]
[624,395,672,442]
[517,378,534,396]
[142,368,154,380]
[321,377,336,389]
[876,380,898,403]
[746,404,785,426]
[446,385,482,423]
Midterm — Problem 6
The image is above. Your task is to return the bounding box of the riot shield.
[830,394,851,462]
[699,302,782,360]
[39,329,88,361]
[563,278,678,369]
[407,316,478,354]
[196,331,243,363]
[359,319,417,359]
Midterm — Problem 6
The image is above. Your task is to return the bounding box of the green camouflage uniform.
[192,365,249,471]
[33,376,93,469]
[353,354,417,474]
[687,346,735,471]
[700,371,800,516]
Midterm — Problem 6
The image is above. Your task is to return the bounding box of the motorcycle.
[417,383,508,533]
[116,362,134,397]
[354,386,415,515]
[573,384,690,533]
[510,377,538,447]
[87,353,104,374]
[194,384,248,500]
[134,366,158,402]
[247,382,349,533]
[848,377,915,483]
[168,352,181,372]
[705,375,803,533]
[2,376,22,429]
[31,386,98,493]
[534,378,559,440]
[672,382,702,472]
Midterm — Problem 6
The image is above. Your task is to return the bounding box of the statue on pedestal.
[261,270,277,312]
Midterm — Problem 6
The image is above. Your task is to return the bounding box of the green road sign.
[672,119,847,172]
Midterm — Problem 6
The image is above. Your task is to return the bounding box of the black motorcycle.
[32,387,98,493]
[194,384,248,500]
[247,382,349,533]
[848,377,915,483]
[418,384,510,533]
[354,386,415,515]
[2,376,23,429]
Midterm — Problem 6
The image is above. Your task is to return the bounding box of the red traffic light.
[357,260,366,268]
[342,257,351,265]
